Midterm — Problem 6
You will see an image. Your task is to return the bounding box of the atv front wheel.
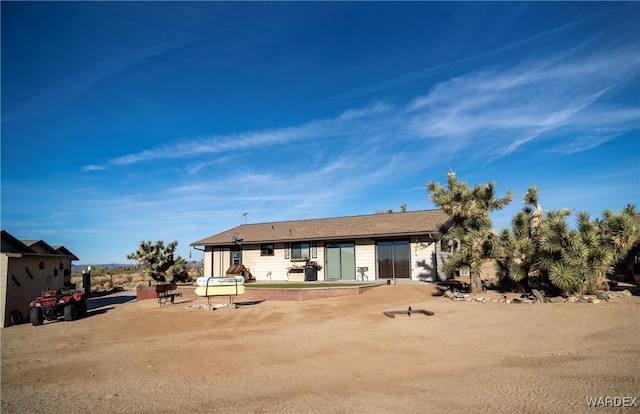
[63,304,77,321]
[30,308,44,326]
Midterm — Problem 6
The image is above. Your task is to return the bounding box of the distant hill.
[72,263,133,272]
[72,261,201,272]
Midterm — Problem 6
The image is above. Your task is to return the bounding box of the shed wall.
[1,255,72,328]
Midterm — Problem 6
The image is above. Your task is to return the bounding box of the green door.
[325,242,355,280]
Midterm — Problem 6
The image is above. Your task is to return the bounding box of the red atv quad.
[29,284,87,326]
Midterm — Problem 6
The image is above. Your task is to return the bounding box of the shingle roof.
[1,231,34,254]
[192,209,451,246]
[52,245,80,261]
[1,230,78,260]
[22,239,58,254]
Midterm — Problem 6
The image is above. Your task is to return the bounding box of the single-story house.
[1,230,79,327]
[191,209,454,283]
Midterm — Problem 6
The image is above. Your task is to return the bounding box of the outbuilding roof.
[192,209,451,246]
[0,231,35,254]
[52,246,80,261]
[1,230,79,260]
[22,239,58,255]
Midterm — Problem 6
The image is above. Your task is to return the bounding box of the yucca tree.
[536,209,581,294]
[536,205,639,295]
[574,211,606,293]
[583,205,640,292]
[497,186,542,291]
[127,240,189,283]
[427,170,513,293]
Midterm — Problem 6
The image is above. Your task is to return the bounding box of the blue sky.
[2,2,639,265]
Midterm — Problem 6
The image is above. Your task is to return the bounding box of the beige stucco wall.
[203,248,212,278]
[246,243,325,281]
[410,237,439,281]
[1,254,73,328]
[239,244,292,281]
[354,239,376,281]
[207,243,326,281]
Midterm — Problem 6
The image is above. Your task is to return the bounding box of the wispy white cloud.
[82,103,395,170]
[498,85,616,158]
[81,164,106,172]
[83,42,636,177]
[185,154,244,174]
[546,129,633,155]
[68,185,101,194]
[407,46,639,164]
[69,40,639,262]
[63,37,634,216]
[315,5,623,106]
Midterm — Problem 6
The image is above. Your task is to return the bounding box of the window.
[261,244,274,256]
[231,247,241,265]
[440,238,458,253]
[291,242,310,260]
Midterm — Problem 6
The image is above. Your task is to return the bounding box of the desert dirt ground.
[2,284,639,414]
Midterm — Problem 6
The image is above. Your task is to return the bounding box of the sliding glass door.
[377,240,410,279]
[325,242,355,280]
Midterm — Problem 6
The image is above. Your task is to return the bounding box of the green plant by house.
[427,170,513,293]
[497,186,546,291]
[126,240,189,283]
[498,186,639,295]
[537,205,639,295]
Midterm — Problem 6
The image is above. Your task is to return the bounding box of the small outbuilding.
[0,230,79,327]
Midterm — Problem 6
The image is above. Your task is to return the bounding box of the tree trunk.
[471,273,483,294]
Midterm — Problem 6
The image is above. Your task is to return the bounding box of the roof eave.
[194,230,441,247]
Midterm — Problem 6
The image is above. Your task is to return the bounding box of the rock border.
[441,288,634,304]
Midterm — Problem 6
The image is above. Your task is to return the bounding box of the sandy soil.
[2,284,639,414]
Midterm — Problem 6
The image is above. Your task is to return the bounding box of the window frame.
[260,243,274,256]
[291,242,310,260]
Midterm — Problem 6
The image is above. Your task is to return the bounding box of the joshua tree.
[576,205,639,292]
[126,240,189,283]
[498,186,546,291]
[427,170,513,293]
[535,204,639,295]
[535,209,580,294]
[498,184,639,295]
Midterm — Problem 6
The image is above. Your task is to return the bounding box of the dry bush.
[70,274,82,287]
[70,265,198,293]
[71,270,152,292]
